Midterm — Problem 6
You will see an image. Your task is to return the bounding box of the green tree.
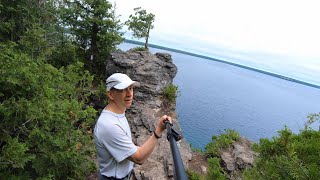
[0,0,55,58]
[61,0,124,78]
[0,42,96,178]
[0,0,35,42]
[0,0,78,67]
[125,7,155,49]
[0,0,127,178]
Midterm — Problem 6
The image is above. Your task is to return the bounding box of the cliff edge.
[106,49,192,180]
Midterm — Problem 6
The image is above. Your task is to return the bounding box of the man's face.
[110,85,134,109]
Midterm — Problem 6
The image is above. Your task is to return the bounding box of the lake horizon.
[123,39,320,89]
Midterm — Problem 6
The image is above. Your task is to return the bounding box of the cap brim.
[113,81,140,90]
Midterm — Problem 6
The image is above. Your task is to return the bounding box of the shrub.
[163,84,179,103]
[186,170,202,180]
[203,116,320,179]
[96,80,109,105]
[207,157,227,180]
[0,43,96,179]
[243,117,320,179]
[205,129,240,157]
[304,112,320,129]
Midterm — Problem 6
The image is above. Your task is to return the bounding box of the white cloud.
[111,0,320,57]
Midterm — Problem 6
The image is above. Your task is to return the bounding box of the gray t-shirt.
[94,109,137,178]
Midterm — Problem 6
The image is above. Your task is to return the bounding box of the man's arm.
[127,115,171,165]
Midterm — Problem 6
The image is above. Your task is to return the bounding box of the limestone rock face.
[106,49,192,180]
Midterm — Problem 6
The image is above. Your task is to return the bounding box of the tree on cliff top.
[125,7,155,49]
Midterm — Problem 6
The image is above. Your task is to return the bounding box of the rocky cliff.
[106,49,192,180]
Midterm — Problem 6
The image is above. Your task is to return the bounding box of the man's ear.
[107,91,114,100]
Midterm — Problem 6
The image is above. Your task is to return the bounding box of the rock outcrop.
[219,137,257,179]
[106,49,192,180]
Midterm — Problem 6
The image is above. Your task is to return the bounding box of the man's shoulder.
[95,114,119,138]
[96,112,118,127]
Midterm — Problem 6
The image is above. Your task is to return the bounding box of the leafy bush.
[186,170,202,180]
[187,130,238,180]
[205,129,240,157]
[163,84,179,103]
[187,158,227,180]
[96,81,109,105]
[202,130,237,179]
[207,157,227,180]
[0,43,96,179]
[200,116,320,180]
[243,119,320,179]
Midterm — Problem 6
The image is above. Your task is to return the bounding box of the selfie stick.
[164,120,188,180]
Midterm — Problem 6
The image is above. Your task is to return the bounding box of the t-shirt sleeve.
[98,124,137,162]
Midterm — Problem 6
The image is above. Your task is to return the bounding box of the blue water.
[118,43,320,149]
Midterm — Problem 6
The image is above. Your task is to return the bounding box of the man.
[94,73,171,180]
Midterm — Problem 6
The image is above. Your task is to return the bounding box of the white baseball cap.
[106,73,140,91]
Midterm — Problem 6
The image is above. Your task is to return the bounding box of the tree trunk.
[89,22,99,72]
[145,24,151,49]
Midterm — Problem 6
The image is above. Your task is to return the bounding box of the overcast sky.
[109,0,320,85]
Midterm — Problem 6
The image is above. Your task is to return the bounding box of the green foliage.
[49,39,79,68]
[200,115,320,180]
[125,7,155,49]
[304,112,320,129]
[96,81,109,106]
[61,0,124,78]
[132,46,148,52]
[203,130,238,179]
[205,129,240,157]
[186,170,202,180]
[187,131,237,180]
[192,147,204,153]
[187,162,227,180]
[207,158,227,180]
[163,84,179,103]
[0,43,96,179]
[190,143,203,153]
[243,119,320,179]
[0,0,134,179]
[1,137,35,169]
[0,0,40,42]
[0,0,82,69]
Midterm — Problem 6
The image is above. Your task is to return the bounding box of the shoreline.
[124,39,320,90]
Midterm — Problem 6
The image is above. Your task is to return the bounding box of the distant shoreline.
[124,39,320,89]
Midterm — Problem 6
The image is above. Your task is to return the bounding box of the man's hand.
[155,115,172,137]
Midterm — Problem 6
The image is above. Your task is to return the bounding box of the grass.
[132,46,148,52]
[162,84,179,103]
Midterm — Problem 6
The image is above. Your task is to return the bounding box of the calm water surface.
[119,43,320,149]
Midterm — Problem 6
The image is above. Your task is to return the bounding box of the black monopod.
[164,120,188,180]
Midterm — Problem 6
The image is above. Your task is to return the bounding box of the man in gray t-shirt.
[94,73,171,180]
